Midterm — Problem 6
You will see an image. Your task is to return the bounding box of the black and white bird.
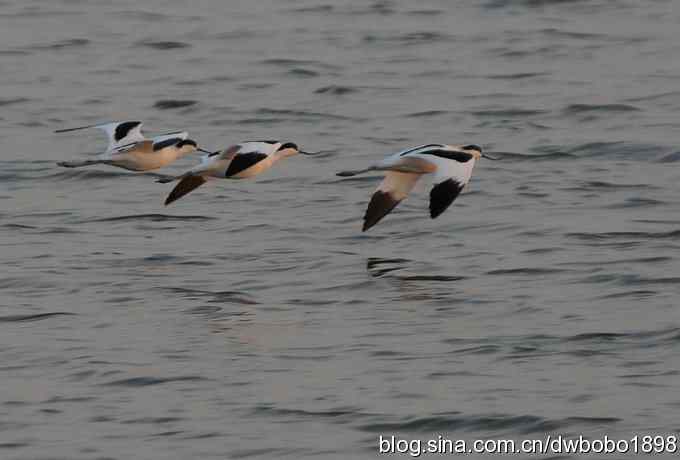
[158,140,317,205]
[336,144,497,231]
[58,136,210,171]
[55,121,209,171]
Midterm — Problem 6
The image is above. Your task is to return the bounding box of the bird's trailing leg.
[336,166,377,177]
[57,159,112,168]
[155,175,179,184]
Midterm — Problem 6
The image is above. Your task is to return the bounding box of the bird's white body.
[55,119,201,171]
[58,133,200,171]
[100,134,194,171]
[102,148,184,171]
[160,140,309,205]
[194,141,297,179]
[377,143,477,181]
[337,144,486,231]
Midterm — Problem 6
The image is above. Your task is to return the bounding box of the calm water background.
[1,0,680,458]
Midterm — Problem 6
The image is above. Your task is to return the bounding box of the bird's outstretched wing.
[363,171,421,231]
[421,151,476,219]
[152,137,184,151]
[108,140,153,155]
[54,121,145,153]
[165,175,207,206]
[237,141,280,156]
[224,152,269,177]
[150,131,188,144]
[429,178,465,218]
[200,144,241,164]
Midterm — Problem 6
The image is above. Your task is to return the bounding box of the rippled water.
[2,0,680,458]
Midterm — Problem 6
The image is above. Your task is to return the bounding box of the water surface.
[1,0,680,458]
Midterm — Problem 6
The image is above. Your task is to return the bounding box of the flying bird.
[158,140,318,205]
[57,135,211,171]
[336,144,497,231]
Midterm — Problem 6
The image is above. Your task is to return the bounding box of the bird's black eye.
[462,144,482,153]
[277,142,298,151]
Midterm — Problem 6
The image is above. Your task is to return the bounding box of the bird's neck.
[272,148,297,160]
[177,146,195,158]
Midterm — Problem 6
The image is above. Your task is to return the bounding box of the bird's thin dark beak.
[482,153,499,160]
[299,150,321,156]
[197,148,213,154]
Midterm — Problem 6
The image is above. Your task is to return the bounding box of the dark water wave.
[254,108,359,121]
[468,108,549,117]
[605,197,666,209]
[528,141,663,160]
[581,274,680,287]
[0,312,75,323]
[314,85,358,95]
[566,230,680,241]
[153,99,197,109]
[563,103,641,114]
[657,151,680,163]
[358,413,620,434]
[25,38,90,51]
[287,5,335,13]
[102,376,207,387]
[487,151,576,161]
[485,0,590,8]
[403,110,451,118]
[562,180,658,191]
[49,169,145,180]
[137,40,191,50]
[112,10,174,21]
[399,275,466,282]
[83,214,216,223]
[252,404,368,420]
[599,290,659,302]
[261,58,319,66]
[0,224,81,235]
[288,68,319,78]
[486,267,569,276]
[0,98,30,107]
[362,31,454,46]
[486,72,550,80]
[560,256,671,267]
[161,287,258,305]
